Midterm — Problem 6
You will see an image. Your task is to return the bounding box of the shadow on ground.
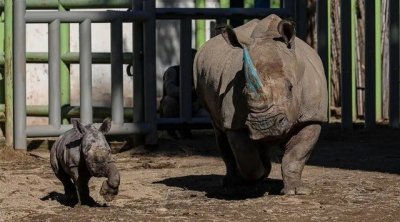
[155,174,283,200]
[40,191,107,208]
[309,125,400,174]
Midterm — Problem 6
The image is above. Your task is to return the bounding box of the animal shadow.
[155,174,283,200]
[40,191,106,208]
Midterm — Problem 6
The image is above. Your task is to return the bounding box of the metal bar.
[180,18,192,122]
[282,0,295,19]
[157,117,211,124]
[0,104,135,119]
[0,0,132,9]
[340,0,354,129]
[13,0,27,150]
[155,8,290,19]
[375,0,382,121]
[111,19,124,126]
[79,19,92,124]
[49,19,61,128]
[133,0,144,123]
[4,0,12,148]
[195,0,206,48]
[143,0,157,145]
[365,0,376,128]
[296,0,307,40]
[59,3,70,124]
[351,0,357,121]
[389,0,399,128]
[3,52,133,64]
[230,0,244,27]
[0,12,4,106]
[26,123,154,137]
[25,10,150,23]
[255,0,270,8]
[317,0,330,121]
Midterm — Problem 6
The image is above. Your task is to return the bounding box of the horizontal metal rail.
[26,122,154,137]
[24,8,290,24]
[0,0,133,9]
[155,8,290,19]
[0,52,133,64]
[25,10,150,23]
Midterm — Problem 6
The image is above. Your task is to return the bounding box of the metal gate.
[7,0,297,150]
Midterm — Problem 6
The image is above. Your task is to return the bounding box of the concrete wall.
[26,0,219,125]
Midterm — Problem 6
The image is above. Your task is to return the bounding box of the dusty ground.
[0,126,400,222]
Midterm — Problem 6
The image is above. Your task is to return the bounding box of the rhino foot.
[222,174,244,188]
[281,184,312,195]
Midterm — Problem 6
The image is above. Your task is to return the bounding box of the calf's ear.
[72,119,87,136]
[278,20,296,49]
[217,24,253,48]
[99,117,112,134]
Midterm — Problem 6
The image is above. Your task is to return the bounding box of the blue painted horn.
[243,47,264,96]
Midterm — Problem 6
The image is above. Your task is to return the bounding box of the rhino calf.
[194,15,327,195]
[50,118,120,205]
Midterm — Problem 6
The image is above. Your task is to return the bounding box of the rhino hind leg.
[280,124,321,195]
[226,130,267,183]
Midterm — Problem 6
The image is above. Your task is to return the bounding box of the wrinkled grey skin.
[194,15,327,195]
[50,118,120,205]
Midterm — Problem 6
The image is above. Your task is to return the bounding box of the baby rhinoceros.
[50,118,120,205]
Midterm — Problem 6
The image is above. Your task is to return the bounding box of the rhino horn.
[243,47,264,96]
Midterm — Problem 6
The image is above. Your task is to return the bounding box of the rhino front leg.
[214,127,240,187]
[54,169,78,202]
[70,167,95,206]
[281,124,321,195]
[226,130,266,183]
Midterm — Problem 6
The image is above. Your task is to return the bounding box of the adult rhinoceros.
[194,14,327,195]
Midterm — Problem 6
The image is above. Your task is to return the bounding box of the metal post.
[374,0,382,122]
[180,18,192,122]
[79,19,92,124]
[389,0,399,128]
[111,19,124,126]
[59,4,71,124]
[49,19,61,128]
[133,0,144,123]
[365,1,377,128]
[296,0,307,41]
[13,0,27,150]
[143,0,157,145]
[283,0,295,19]
[255,0,270,8]
[0,12,4,106]
[230,0,244,27]
[340,0,354,129]
[0,11,5,139]
[317,0,330,121]
[4,0,13,148]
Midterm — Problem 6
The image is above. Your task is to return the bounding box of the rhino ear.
[217,24,253,48]
[99,117,112,134]
[72,119,87,136]
[278,20,296,49]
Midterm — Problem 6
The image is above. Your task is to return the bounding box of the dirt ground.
[0,126,400,222]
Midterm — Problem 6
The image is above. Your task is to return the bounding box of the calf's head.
[220,18,301,140]
[72,118,112,177]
